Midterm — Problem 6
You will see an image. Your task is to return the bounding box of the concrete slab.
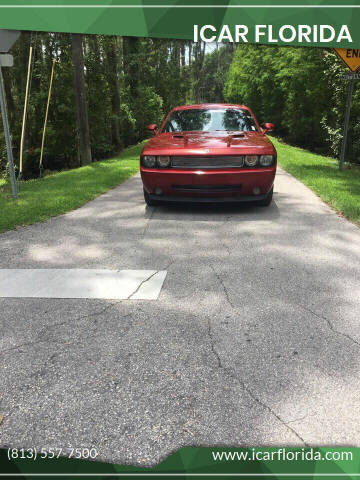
[0,269,167,300]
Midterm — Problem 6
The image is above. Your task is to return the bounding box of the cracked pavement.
[0,169,360,466]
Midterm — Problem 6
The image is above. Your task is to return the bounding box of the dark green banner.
[1,446,360,478]
[0,1,360,47]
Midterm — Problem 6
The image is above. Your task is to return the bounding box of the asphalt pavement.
[1,168,360,466]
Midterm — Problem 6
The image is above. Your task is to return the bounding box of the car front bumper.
[141,167,276,202]
[147,192,269,203]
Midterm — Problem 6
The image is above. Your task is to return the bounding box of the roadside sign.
[333,48,360,170]
[0,54,13,68]
[333,48,359,171]
[334,48,360,72]
[0,30,20,53]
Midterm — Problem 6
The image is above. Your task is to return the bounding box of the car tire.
[143,188,160,207]
[257,187,273,206]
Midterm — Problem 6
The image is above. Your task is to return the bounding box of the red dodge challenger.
[140,103,276,206]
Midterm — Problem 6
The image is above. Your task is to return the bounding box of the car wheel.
[143,188,160,207]
[257,187,273,206]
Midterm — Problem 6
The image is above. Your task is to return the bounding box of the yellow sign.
[334,49,360,72]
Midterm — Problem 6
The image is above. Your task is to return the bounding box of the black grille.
[171,156,244,169]
[172,184,242,192]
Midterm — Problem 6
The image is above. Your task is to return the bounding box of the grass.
[0,142,143,233]
[271,137,360,226]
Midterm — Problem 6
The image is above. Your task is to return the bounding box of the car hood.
[143,131,275,156]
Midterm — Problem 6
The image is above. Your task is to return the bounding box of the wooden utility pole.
[39,57,55,177]
[19,46,33,180]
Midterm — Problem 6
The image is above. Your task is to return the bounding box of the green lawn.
[0,142,143,233]
[271,137,360,226]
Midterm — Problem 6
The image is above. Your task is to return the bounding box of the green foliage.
[193,44,235,103]
[1,34,213,179]
[132,86,163,141]
[118,100,136,147]
[320,50,360,163]
[0,131,8,178]
[224,45,282,124]
[5,33,359,189]
[225,45,360,161]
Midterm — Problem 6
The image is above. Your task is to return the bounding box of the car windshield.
[162,108,258,133]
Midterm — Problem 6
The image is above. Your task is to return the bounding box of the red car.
[140,103,276,206]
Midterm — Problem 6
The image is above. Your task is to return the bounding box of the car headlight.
[142,155,156,168]
[259,155,274,167]
[245,155,258,167]
[157,156,171,168]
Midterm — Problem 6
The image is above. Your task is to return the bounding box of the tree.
[104,36,122,152]
[123,36,140,98]
[71,33,92,165]
[224,45,337,153]
[13,34,357,178]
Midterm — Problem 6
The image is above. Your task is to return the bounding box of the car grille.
[172,184,242,192]
[171,156,244,169]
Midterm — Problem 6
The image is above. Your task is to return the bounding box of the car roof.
[171,103,251,112]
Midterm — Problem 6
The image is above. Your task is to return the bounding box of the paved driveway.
[1,169,359,466]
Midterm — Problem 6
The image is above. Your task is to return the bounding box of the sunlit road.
[1,169,359,465]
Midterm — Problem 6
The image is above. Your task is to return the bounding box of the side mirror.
[148,124,157,135]
[263,123,275,134]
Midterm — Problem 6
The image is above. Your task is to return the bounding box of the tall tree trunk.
[180,43,186,67]
[123,36,140,144]
[71,33,92,166]
[105,36,122,152]
[200,41,206,64]
[188,42,192,66]
[193,42,206,103]
[123,36,139,98]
